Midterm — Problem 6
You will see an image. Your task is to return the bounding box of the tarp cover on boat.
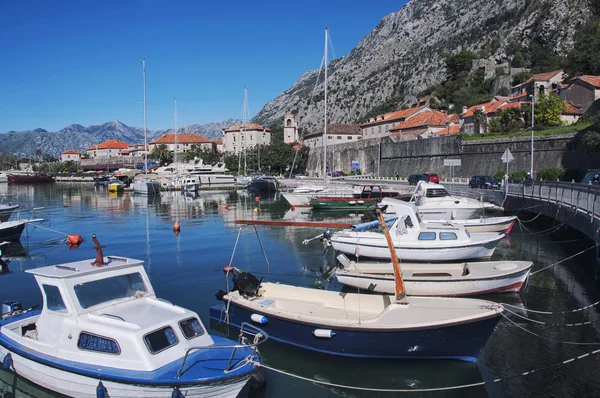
[350,217,398,231]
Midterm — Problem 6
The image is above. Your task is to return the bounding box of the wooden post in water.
[376,210,407,302]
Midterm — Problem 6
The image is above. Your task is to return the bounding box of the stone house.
[149,133,215,154]
[510,70,565,98]
[222,123,271,154]
[389,110,458,141]
[360,106,431,139]
[460,98,510,134]
[560,75,600,114]
[60,150,81,162]
[86,139,129,158]
[303,124,362,149]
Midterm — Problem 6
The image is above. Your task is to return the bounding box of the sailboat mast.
[323,28,328,180]
[174,97,178,165]
[142,59,148,175]
[243,87,247,175]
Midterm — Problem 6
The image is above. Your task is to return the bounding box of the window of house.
[179,318,205,339]
[439,232,458,240]
[417,232,436,241]
[43,284,67,312]
[337,136,342,139]
[78,332,120,354]
[144,326,179,354]
[328,136,332,139]
[348,136,352,139]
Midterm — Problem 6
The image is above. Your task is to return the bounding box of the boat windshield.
[425,188,450,198]
[74,272,147,309]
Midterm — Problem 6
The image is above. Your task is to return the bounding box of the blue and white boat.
[0,241,267,397]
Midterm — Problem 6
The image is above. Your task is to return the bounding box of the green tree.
[444,50,477,80]
[534,93,566,128]
[511,51,525,68]
[512,71,531,86]
[149,144,173,165]
[567,19,600,76]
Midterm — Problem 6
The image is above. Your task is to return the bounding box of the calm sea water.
[0,182,599,397]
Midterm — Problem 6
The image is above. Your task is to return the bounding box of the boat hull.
[210,302,500,362]
[331,238,501,261]
[310,198,378,210]
[0,221,26,241]
[8,175,54,184]
[0,204,19,223]
[336,267,531,296]
[132,179,161,195]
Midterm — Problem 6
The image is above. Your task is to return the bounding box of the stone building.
[149,133,215,153]
[60,150,81,162]
[560,75,600,114]
[86,139,129,158]
[221,123,271,154]
[303,124,362,149]
[360,106,430,139]
[389,110,459,140]
[283,113,299,143]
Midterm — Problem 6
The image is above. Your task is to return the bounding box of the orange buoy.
[255,196,260,202]
[67,234,83,246]
[290,204,296,211]
[173,220,181,232]
[221,204,229,210]
[63,204,69,208]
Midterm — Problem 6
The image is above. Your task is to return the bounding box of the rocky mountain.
[0,119,240,158]
[253,0,594,132]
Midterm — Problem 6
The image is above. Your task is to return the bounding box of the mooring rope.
[530,246,596,275]
[503,307,598,327]
[501,300,600,315]
[247,347,600,393]
[518,212,543,223]
[27,223,68,236]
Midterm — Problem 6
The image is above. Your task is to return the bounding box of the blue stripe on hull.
[210,303,499,362]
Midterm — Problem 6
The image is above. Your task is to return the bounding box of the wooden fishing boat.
[335,254,532,296]
[310,185,407,210]
[0,236,267,397]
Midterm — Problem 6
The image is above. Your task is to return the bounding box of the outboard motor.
[232,272,262,298]
[2,301,22,316]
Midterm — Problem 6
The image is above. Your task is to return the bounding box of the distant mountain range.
[0,119,240,158]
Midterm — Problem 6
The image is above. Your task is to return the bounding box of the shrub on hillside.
[536,167,565,181]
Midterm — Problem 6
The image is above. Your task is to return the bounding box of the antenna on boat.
[376,210,407,303]
[173,97,181,234]
[142,59,148,176]
[91,234,106,267]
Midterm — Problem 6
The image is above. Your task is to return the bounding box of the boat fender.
[171,387,183,398]
[2,353,12,370]
[96,381,107,398]
[251,313,268,324]
[357,200,364,204]
[249,369,267,389]
[348,201,356,205]
[313,329,336,339]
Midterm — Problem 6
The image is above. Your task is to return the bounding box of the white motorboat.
[281,184,355,207]
[168,174,200,192]
[335,254,532,296]
[330,200,504,261]
[0,237,266,397]
[409,181,503,220]
[0,173,7,183]
[188,159,235,186]
[236,175,253,186]
[421,215,517,233]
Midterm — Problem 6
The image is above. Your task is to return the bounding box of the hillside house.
[86,139,129,158]
[511,70,565,98]
[60,150,81,162]
[460,98,510,134]
[303,124,362,149]
[360,106,431,139]
[560,75,600,114]
[121,144,148,158]
[222,123,271,154]
[149,133,215,154]
[211,140,223,152]
[388,110,458,141]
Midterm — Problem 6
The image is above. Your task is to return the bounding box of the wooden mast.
[376,209,407,302]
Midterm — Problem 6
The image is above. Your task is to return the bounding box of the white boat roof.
[25,256,143,279]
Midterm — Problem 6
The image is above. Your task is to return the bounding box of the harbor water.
[0,183,599,397]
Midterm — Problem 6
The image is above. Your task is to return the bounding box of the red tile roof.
[563,103,583,115]
[509,92,529,101]
[87,139,129,151]
[389,111,449,132]
[462,99,507,118]
[306,124,362,138]
[389,129,428,142]
[514,70,563,88]
[447,114,460,124]
[360,106,428,127]
[572,75,600,89]
[150,133,212,144]
[223,123,271,132]
[61,150,81,155]
[435,125,460,135]
[497,102,528,111]
[211,139,222,145]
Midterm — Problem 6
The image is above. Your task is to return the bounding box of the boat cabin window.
[42,284,67,312]
[179,317,205,339]
[465,230,471,238]
[418,232,437,240]
[144,326,179,354]
[439,232,458,240]
[74,272,147,309]
[404,216,414,228]
[78,332,120,355]
[425,189,450,198]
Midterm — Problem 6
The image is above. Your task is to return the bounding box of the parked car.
[331,171,345,178]
[408,174,429,185]
[469,175,500,189]
[426,173,440,184]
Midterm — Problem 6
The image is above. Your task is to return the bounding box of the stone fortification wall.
[306,132,599,178]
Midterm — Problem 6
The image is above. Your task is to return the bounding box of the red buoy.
[290,204,296,211]
[223,265,235,275]
[173,220,181,232]
[221,204,229,210]
[255,196,260,202]
[67,234,83,246]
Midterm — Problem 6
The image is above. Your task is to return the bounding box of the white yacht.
[188,159,235,186]
[409,181,503,220]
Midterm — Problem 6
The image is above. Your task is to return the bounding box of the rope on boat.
[503,307,599,327]
[530,246,596,276]
[501,299,600,315]
[253,225,271,282]
[247,347,600,393]
[27,223,68,237]
[518,212,543,223]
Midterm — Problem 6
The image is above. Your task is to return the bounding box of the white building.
[86,139,129,158]
[283,113,299,143]
[60,150,82,162]
[303,124,362,149]
[149,133,215,154]
[222,123,271,154]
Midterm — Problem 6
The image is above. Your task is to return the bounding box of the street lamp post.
[530,94,535,177]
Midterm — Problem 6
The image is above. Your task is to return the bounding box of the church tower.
[283,113,299,143]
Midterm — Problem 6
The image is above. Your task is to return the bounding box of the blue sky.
[0,0,404,132]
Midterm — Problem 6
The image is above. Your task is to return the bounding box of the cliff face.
[254,0,593,132]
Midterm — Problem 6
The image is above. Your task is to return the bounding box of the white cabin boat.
[331,200,504,261]
[132,177,161,196]
[0,250,265,397]
[409,181,503,220]
[335,254,532,296]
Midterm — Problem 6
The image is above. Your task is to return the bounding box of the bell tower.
[283,113,299,144]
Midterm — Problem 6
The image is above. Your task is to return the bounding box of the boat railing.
[175,322,268,378]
